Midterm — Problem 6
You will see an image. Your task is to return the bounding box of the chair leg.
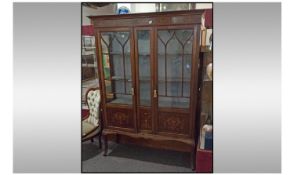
[98,133,102,149]
[103,135,108,156]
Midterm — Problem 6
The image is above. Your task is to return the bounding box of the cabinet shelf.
[106,95,133,105]
[139,79,151,82]
[102,53,191,57]
[158,100,190,108]
[82,64,96,67]
[82,46,96,49]
[158,78,190,82]
[157,53,192,57]
[111,76,132,81]
[139,76,151,81]
[109,76,190,82]
[102,52,151,57]
[109,79,153,82]
[138,53,150,56]
[82,53,96,56]
[102,52,131,55]
[106,96,152,106]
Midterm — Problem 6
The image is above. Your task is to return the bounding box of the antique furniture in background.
[82,26,100,109]
[195,46,213,173]
[82,36,97,81]
[90,10,205,169]
[82,88,102,148]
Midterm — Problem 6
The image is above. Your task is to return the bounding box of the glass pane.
[112,54,124,79]
[183,82,190,97]
[138,30,151,106]
[158,97,190,108]
[157,29,193,108]
[125,54,132,80]
[166,55,182,96]
[101,31,132,105]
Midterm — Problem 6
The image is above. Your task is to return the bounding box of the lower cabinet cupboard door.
[106,108,134,130]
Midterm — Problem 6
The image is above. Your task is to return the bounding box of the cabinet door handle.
[131,87,134,96]
[153,90,157,98]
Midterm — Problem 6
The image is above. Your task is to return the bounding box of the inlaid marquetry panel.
[138,108,152,131]
[158,111,189,135]
[106,108,134,129]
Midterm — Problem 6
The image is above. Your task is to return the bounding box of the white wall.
[131,3,156,13]
[82,4,116,25]
[196,3,213,9]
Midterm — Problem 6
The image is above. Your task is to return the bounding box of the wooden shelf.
[111,76,132,81]
[102,52,131,55]
[102,53,192,57]
[139,79,151,82]
[158,77,190,82]
[138,53,151,56]
[109,77,190,82]
[158,99,189,108]
[82,46,96,49]
[82,53,96,56]
[157,53,192,57]
[107,96,133,105]
[82,64,96,67]
[110,77,190,82]
[102,53,151,57]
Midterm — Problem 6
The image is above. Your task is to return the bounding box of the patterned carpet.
[82,138,193,172]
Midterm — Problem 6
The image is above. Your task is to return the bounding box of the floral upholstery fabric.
[82,121,96,136]
[85,89,100,127]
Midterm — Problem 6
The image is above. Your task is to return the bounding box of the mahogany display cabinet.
[89,10,205,169]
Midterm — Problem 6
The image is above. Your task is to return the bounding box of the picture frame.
[82,36,95,48]
[82,54,97,81]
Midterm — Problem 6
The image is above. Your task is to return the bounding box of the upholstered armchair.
[82,88,102,148]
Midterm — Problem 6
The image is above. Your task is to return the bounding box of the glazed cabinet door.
[134,28,154,133]
[155,26,198,137]
[98,28,137,132]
